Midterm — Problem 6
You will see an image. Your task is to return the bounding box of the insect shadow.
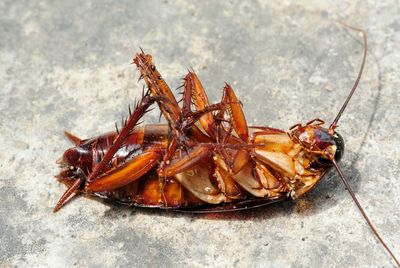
[101,160,361,222]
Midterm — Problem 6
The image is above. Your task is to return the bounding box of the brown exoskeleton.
[54,24,399,266]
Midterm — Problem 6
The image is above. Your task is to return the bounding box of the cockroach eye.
[333,132,344,163]
[314,132,344,167]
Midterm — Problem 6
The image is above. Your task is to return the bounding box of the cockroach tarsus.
[54,24,399,266]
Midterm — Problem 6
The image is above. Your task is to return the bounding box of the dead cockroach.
[54,24,399,266]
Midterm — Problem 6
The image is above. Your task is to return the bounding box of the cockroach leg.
[219,84,252,174]
[158,145,212,178]
[87,93,156,183]
[305,118,325,126]
[133,51,181,124]
[179,103,223,134]
[289,123,302,131]
[158,106,222,176]
[183,71,216,137]
[157,71,225,175]
[222,83,249,142]
[133,53,216,149]
[159,137,179,172]
[181,72,194,117]
[88,147,162,192]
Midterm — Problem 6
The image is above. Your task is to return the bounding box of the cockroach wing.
[174,162,226,204]
[213,154,268,197]
[253,150,296,178]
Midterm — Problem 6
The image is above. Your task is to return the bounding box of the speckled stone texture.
[1,1,399,267]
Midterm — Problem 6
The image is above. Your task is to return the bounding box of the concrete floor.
[1,1,399,267]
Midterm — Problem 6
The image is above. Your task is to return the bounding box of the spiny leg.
[183,71,216,137]
[133,51,181,125]
[87,91,156,183]
[173,73,257,178]
[158,101,224,175]
[159,70,225,174]
[53,92,157,212]
[133,62,222,144]
[160,100,222,174]
[215,84,251,174]
[132,57,223,202]
[221,84,249,142]
[179,70,239,145]
[158,145,212,178]
[88,147,162,192]
[133,52,214,167]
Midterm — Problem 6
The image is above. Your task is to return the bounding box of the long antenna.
[329,23,368,130]
[332,160,400,267]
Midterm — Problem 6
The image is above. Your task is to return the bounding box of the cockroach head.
[289,120,344,167]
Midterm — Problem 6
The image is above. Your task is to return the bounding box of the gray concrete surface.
[1,1,399,267]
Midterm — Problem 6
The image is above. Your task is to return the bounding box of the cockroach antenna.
[329,23,367,132]
[331,23,399,267]
[332,160,400,267]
